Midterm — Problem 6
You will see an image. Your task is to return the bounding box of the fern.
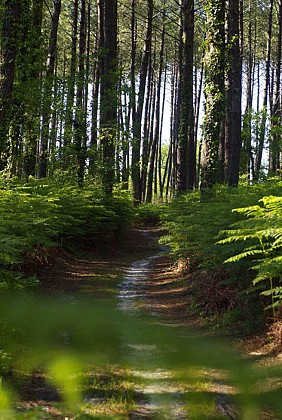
[225,249,263,263]
[162,180,282,269]
[0,177,134,290]
[219,195,282,313]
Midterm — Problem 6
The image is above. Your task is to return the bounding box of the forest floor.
[13,227,282,419]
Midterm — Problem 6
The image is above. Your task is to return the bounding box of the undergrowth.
[161,179,282,333]
[133,202,168,226]
[0,176,135,379]
[0,176,134,290]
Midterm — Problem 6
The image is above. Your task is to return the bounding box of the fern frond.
[260,287,282,297]
[224,249,263,263]
[232,205,266,217]
[253,259,282,284]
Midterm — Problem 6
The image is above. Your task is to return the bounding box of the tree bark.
[254,0,273,180]
[146,19,165,203]
[100,0,118,195]
[241,0,254,178]
[74,0,87,187]
[132,0,153,204]
[0,0,21,167]
[38,0,61,178]
[269,0,282,175]
[200,0,225,195]
[177,0,195,192]
[23,0,44,178]
[225,0,242,187]
[64,0,78,153]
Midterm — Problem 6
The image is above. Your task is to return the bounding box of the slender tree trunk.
[90,28,101,175]
[64,0,78,153]
[132,0,153,204]
[159,64,167,198]
[141,52,154,201]
[225,0,242,187]
[144,68,156,201]
[0,0,21,167]
[74,0,87,187]
[166,60,177,198]
[130,0,136,146]
[49,64,59,174]
[254,0,273,180]
[195,59,204,187]
[171,58,179,196]
[38,0,61,178]
[177,0,195,192]
[201,0,225,195]
[146,80,158,203]
[269,0,282,175]
[146,20,165,203]
[241,0,253,178]
[100,0,118,195]
[8,0,30,177]
[23,0,44,178]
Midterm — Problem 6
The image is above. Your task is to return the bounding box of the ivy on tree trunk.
[201,0,225,195]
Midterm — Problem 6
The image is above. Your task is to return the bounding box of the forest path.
[20,227,241,418]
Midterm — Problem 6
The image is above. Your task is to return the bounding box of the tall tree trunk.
[146,20,165,203]
[200,0,225,195]
[166,60,178,198]
[146,80,157,203]
[254,0,273,180]
[141,51,154,201]
[74,0,87,186]
[159,64,167,198]
[64,0,78,153]
[23,0,44,178]
[130,0,136,146]
[177,0,195,192]
[49,64,59,175]
[90,4,102,175]
[195,59,204,187]
[132,0,153,204]
[8,0,30,177]
[0,0,21,168]
[269,0,282,175]
[100,0,118,195]
[241,0,254,178]
[38,0,61,178]
[225,0,242,187]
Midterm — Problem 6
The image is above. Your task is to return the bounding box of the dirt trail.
[17,227,278,419]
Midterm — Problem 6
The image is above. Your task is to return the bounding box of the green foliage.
[163,180,282,264]
[134,203,168,226]
[0,176,134,291]
[162,182,281,268]
[218,194,282,313]
[162,179,282,324]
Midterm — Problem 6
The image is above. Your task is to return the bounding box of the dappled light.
[1,0,282,415]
